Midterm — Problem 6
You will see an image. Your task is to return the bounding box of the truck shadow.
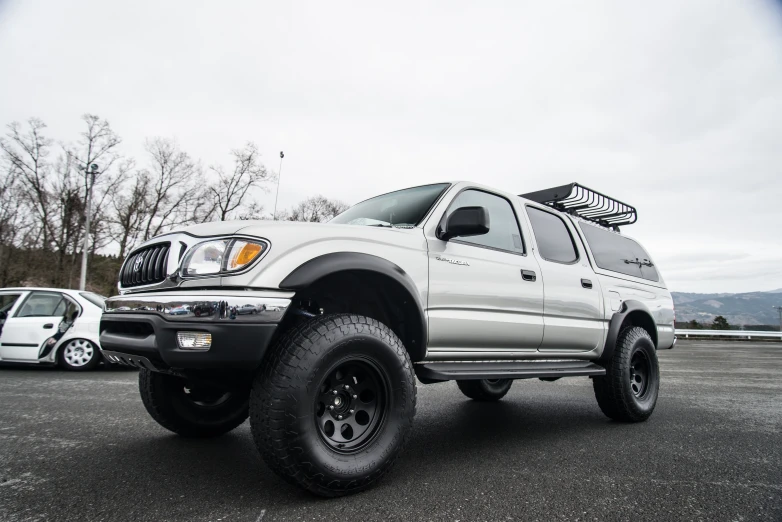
[89,391,619,514]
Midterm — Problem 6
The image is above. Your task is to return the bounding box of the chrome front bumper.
[103,290,293,324]
[100,290,294,371]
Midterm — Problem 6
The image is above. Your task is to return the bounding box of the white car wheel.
[59,339,100,371]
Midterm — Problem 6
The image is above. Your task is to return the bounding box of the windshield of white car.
[80,292,107,309]
[329,183,450,227]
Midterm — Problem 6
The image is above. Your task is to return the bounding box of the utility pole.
[273,151,284,220]
[79,163,99,291]
[774,306,782,332]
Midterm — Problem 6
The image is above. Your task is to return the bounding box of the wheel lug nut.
[332,390,338,395]
[349,409,354,414]
[352,394,357,399]
[337,415,343,420]
[344,385,350,390]
[328,405,334,410]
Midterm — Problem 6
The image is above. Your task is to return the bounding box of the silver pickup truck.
[100,181,675,497]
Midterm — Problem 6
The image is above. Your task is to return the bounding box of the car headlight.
[181,238,268,276]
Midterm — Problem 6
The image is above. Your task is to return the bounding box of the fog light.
[177,331,212,350]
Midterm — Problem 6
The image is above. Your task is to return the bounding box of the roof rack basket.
[520,183,637,230]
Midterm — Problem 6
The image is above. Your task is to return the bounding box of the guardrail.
[676,329,782,340]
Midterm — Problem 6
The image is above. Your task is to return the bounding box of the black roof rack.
[520,183,637,229]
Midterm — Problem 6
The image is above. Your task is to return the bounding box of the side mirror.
[440,206,490,241]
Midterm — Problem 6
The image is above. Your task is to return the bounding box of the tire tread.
[593,326,659,422]
[250,313,416,497]
[138,369,248,437]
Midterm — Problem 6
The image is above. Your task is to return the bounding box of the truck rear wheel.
[457,379,513,401]
[593,326,660,422]
[138,369,249,437]
[250,314,416,497]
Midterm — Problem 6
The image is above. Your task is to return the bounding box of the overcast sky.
[1,1,781,294]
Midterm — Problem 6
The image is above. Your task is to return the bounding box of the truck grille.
[120,243,171,287]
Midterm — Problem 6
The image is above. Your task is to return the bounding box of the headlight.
[181,238,267,276]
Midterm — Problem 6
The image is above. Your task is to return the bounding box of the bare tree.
[282,195,348,223]
[0,118,54,249]
[110,166,149,258]
[208,142,272,221]
[65,114,121,175]
[63,114,123,250]
[139,137,208,241]
[236,202,266,221]
[0,166,34,285]
[48,155,85,284]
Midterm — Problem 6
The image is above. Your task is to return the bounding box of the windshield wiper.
[367,223,416,229]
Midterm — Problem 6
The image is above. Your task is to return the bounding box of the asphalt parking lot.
[1,340,781,522]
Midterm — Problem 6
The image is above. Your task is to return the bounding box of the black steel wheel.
[315,358,389,453]
[593,326,660,422]
[250,314,416,497]
[629,350,650,398]
[457,378,513,401]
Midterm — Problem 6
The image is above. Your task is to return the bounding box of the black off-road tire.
[250,314,417,497]
[138,369,249,437]
[593,326,660,422]
[457,379,513,401]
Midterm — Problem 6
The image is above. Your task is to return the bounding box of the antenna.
[273,151,284,220]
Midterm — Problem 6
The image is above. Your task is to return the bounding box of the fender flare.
[598,299,658,365]
[279,252,427,360]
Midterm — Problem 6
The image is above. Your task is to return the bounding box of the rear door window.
[579,223,659,281]
[15,292,66,317]
[526,206,578,263]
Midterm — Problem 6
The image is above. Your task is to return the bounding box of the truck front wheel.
[250,314,417,497]
[138,369,249,437]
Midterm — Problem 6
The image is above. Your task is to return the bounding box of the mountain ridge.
[672,289,782,326]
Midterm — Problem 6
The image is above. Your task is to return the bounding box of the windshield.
[329,183,450,227]
[80,292,107,309]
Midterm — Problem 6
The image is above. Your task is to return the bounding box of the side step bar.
[415,361,606,383]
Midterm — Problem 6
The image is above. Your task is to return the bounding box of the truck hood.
[143,219,426,253]
[167,220,253,238]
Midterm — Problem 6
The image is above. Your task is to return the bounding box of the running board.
[415,361,606,383]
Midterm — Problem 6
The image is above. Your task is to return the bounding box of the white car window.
[0,293,23,316]
[16,292,65,317]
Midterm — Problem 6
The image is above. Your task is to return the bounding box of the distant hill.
[672,289,782,326]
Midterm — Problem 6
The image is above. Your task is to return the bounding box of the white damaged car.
[0,287,106,371]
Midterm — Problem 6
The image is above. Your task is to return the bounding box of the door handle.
[43,323,54,329]
[521,270,537,282]
[581,279,593,289]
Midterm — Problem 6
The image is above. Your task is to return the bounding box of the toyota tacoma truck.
[100,181,675,497]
